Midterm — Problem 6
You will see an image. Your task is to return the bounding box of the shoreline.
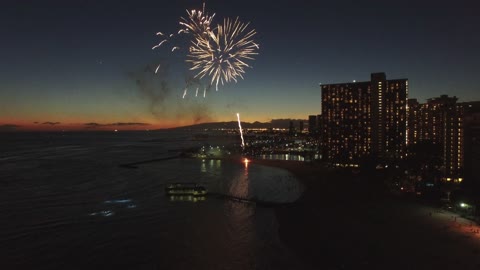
[252,159,480,269]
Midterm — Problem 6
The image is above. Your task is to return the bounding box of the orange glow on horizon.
[0,119,176,132]
[0,112,308,132]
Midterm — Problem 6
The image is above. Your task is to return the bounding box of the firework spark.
[152,40,167,50]
[236,113,245,148]
[179,5,215,38]
[152,3,259,98]
[186,16,259,91]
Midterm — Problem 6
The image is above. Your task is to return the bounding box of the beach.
[254,159,480,270]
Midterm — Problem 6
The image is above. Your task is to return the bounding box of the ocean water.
[0,131,310,269]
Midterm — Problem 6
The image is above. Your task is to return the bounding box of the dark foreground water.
[0,131,310,269]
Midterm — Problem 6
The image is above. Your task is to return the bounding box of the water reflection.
[229,159,250,199]
[201,159,206,173]
[224,160,256,267]
[104,199,132,204]
[89,210,114,217]
[200,159,222,174]
[169,195,206,202]
[88,198,136,217]
[194,157,303,204]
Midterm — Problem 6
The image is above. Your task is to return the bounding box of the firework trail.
[236,113,245,148]
[152,3,259,97]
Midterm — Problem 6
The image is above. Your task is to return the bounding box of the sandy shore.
[253,159,480,270]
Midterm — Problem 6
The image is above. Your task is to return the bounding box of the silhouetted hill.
[163,119,307,131]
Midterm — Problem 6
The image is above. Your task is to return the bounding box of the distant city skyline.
[1,1,479,131]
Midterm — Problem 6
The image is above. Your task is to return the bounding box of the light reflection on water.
[229,160,250,199]
[169,195,207,202]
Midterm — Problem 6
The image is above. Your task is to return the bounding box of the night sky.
[1,0,479,131]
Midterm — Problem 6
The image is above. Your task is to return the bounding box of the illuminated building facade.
[407,99,420,145]
[378,76,408,159]
[321,73,408,165]
[408,95,464,182]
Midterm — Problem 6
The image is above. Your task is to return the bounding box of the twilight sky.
[1,0,479,131]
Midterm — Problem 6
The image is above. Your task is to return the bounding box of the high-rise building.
[321,73,408,165]
[289,120,295,135]
[308,115,317,134]
[408,95,464,182]
[317,114,322,135]
[461,101,480,189]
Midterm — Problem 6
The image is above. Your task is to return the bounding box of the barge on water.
[165,183,207,196]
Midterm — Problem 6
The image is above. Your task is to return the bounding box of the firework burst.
[152,3,259,97]
[187,17,259,91]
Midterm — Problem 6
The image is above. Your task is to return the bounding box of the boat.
[165,183,208,196]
